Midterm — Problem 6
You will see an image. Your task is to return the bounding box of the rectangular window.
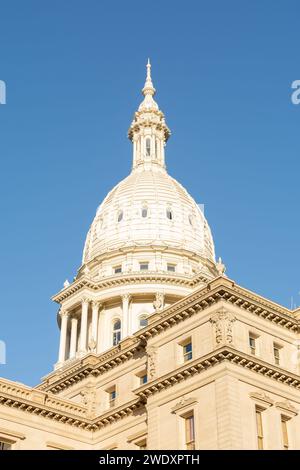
[281,416,289,450]
[167,263,176,272]
[108,387,116,408]
[255,407,264,450]
[184,414,195,450]
[249,335,256,355]
[114,265,122,274]
[273,344,280,365]
[183,341,192,362]
[140,374,147,385]
[146,138,151,156]
[140,262,149,271]
[0,441,11,450]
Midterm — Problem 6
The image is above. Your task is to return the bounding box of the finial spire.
[128,60,171,170]
[142,58,155,96]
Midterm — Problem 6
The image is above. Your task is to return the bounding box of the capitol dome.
[83,165,215,265]
[53,61,222,368]
[80,60,218,281]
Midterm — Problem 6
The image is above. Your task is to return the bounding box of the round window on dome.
[189,215,194,226]
[166,208,173,220]
[117,210,123,222]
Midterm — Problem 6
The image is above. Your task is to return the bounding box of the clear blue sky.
[0,1,299,386]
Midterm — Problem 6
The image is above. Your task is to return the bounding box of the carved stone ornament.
[88,338,97,353]
[146,346,157,379]
[216,257,226,276]
[153,292,164,312]
[80,387,97,417]
[210,308,236,345]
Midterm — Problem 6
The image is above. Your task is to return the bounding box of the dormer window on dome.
[142,206,148,218]
[166,208,173,220]
[117,210,123,222]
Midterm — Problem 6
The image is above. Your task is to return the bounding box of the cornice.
[137,278,298,340]
[52,272,210,304]
[0,377,143,432]
[43,278,299,394]
[1,346,300,435]
[134,346,300,400]
[37,338,143,393]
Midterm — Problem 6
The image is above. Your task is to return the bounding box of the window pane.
[140,374,147,385]
[281,417,289,450]
[0,441,11,450]
[139,317,148,328]
[146,138,151,156]
[183,342,192,362]
[140,263,149,271]
[256,409,264,450]
[185,415,195,450]
[166,209,172,220]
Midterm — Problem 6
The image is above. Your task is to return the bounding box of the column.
[97,305,106,353]
[91,301,101,348]
[80,297,89,354]
[69,317,78,359]
[58,309,69,363]
[122,294,131,338]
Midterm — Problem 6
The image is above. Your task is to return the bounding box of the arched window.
[146,138,151,156]
[155,139,158,158]
[139,315,148,328]
[112,320,121,346]
[117,210,123,222]
[188,214,194,226]
[166,208,173,220]
[142,206,148,218]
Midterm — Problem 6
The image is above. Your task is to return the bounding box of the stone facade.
[0,62,299,450]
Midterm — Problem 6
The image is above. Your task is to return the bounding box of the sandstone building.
[1,62,300,450]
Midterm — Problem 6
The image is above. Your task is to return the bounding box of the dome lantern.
[128,60,171,170]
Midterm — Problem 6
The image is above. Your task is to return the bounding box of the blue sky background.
[0,1,299,386]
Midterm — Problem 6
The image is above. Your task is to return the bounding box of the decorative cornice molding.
[52,272,210,304]
[0,377,143,432]
[275,400,298,417]
[37,338,143,394]
[171,396,198,414]
[134,346,300,400]
[42,278,299,394]
[249,392,274,408]
[2,346,300,434]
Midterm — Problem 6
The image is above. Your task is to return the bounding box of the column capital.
[91,300,102,310]
[81,296,89,306]
[122,293,131,303]
[60,308,69,318]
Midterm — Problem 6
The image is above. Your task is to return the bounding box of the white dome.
[81,61,217,279]
[82,164,215,265]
